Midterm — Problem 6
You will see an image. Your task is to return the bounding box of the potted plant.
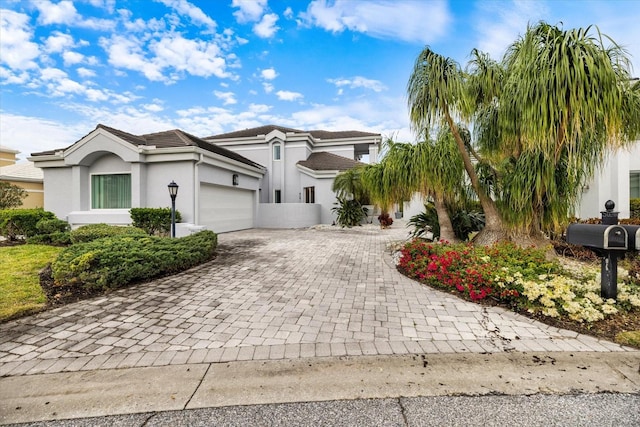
[378,212,393,229]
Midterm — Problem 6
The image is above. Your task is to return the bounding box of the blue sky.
[1,0,639,162]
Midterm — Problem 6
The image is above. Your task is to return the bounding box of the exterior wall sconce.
[232,174,239,186]
[168,180,179,238]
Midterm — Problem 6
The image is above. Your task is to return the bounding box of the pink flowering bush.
[397,240,560,303]
[397,239,640,323]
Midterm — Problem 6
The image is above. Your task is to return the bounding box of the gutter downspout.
[194,152,204,225]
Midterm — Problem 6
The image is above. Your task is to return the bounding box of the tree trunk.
[433,196,459,243]
[444,110,507,245]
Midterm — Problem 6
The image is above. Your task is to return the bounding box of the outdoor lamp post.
[168,181,179,238]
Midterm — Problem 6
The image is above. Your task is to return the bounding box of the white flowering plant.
[398,240,640,323]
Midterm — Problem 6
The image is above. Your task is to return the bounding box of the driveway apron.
[0,225,632,378]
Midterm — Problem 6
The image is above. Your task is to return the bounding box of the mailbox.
[566,224,628,250]
[622,225,640,251]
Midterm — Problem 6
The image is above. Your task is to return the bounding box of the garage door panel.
[199,184,254,233]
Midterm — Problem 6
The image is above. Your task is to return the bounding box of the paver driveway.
[0,225,631,377]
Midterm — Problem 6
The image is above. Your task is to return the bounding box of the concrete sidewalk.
[1,224,639,424]
[2,352,639,425]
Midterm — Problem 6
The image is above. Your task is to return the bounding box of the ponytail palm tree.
[407,48,506,245]
[408,23,640,246]
[490,23,640,238]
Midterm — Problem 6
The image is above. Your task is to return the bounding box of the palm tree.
[490,23,640,239]
[332,166,369,203]
[408,23,640,245]
[407,47,506,245]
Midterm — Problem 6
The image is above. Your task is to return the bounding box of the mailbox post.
[566,201,628,300]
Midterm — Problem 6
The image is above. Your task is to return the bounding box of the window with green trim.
[91,174,131,209]
[631,172,640,199]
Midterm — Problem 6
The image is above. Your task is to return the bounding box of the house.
[403,140,640,223]
[29,124,266,234]
[576,140,640,219]
[204,125,381,225]
[0,146,44,209]
[29,123,380,233]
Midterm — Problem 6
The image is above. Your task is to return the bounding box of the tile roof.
[0,162,43,181]
[206,124,380,140]
[297,152,364,172]
[31,124,264,170]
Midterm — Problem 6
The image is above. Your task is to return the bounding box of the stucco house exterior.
[0,146,44,209]
[205,125,381,225]
[576,140,640,219]
[29,124,381,233]
[403,140,640,224]
[29,124,266,234]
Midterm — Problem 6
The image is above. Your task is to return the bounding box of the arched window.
[273,143,281,160]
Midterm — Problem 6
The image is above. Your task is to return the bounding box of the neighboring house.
[29,124,266,234]
[205,125,381,225]
[0,146,44,209]
[576,140,640,219]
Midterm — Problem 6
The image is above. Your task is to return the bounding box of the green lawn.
[0,244,62,322]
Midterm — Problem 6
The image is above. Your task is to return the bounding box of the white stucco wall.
[257,203,321,228]
[42,167,72,221]
[576,142,640,219]
[403,193,427,220]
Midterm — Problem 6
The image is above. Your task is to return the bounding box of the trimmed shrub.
[27,231,72,246]
[631,199,640,219]
[130,207,182,236]
[36,218,70,234]
[70,223,147,244]
[0,209,55,240]
[51,230,217,292]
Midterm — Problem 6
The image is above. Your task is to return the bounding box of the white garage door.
[199,183,255,233]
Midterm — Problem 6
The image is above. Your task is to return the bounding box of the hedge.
[130,207,181,236]
[0,209,55,240]
[52,230,217,291]
[70,223,147,243]
[631,199,640,219]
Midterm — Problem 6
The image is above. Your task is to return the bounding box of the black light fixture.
[168,181,179,238]
[232,174,239,186]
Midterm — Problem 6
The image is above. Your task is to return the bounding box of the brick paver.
[0,224,633,377]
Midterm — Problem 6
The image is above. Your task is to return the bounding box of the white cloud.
[262,82,274,93]
[232,0,267,23]
[100,33,231,83]
[87,0,116,13]
[261,67,278,80]
[43,31,75,53]
[213,90,237,105]
[474,1,546,60]
[249,103,271,113]
[76,67,96,78]
[34,0,115,30]
[0,112,88,161]
[328,76,387,92]
[0,67,30,84]
[143,102,164,112]
[155,0,217,29]
[62,51,84,66]
[299,0,451,44]
[276,90,303,101]
[0,9,40,70]
[284,7,293,19]
[253,13,279,38]
[35,0,77,25]
[100,35,164,81]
